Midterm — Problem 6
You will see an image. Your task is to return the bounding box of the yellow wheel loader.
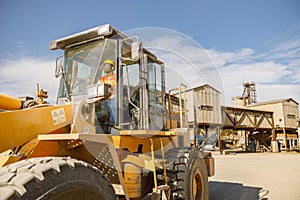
[0,24,214,200]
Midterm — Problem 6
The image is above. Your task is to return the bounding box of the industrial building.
[247,98,299,150]
[183,81,299,152]
[221,105,274,152]
[183,84,222,148]
[185,84,222,127]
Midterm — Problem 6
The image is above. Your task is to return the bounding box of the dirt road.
[209,152,300,200]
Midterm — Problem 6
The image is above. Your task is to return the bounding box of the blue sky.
[0,0,300,107]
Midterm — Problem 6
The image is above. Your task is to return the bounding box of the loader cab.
[53,24,167,133]
[120,53,167,131]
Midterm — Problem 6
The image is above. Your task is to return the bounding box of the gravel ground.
[209,152,300,200]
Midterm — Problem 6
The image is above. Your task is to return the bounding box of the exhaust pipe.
[0,94,22,110]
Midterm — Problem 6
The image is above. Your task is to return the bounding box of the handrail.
[167,83,188,130]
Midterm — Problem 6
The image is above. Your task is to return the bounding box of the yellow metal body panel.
[121,154,162,171]
[0,93,22,110]
[0,150,23,167]
[113,130,177,153]
[0,139,41,167]
[112,136,176,154]
[38,131,178,155]
[124,163,141,198]
[0,103,73,152]
[204,156,215,177]
[119,130,176,137]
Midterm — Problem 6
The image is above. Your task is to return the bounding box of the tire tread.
[0,157,115,200]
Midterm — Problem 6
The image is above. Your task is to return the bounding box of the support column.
[217,126,222,154]
[193,123,197,148]
[245,131,248,152]
[232,129,235,146]
[271,128,277,141]
[271,128,279,152]
[283,128,288,152]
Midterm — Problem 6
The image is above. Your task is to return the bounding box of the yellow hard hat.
[103,59,116,68]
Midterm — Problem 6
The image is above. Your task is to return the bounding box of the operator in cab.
[99,59,116,125]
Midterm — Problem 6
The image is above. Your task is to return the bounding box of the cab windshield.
[58,39,117,99]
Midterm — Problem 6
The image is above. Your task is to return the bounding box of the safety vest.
[100,74,116,87]
[100,74,116,97]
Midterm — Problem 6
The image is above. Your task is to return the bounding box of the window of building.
[287,114,296,119]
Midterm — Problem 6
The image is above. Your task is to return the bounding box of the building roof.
[247,98,299,107]
[222,105,273,113]
[186,83,220,93]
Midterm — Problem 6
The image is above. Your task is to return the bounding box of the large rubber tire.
[166,148,209,200]
[0,157,117,200]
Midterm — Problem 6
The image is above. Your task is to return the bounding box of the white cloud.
[146,36,216,70]
[134,30,225,92]
[212,57,298,106]
[219,61,291,87]
[0,57,58,103]
[257,84,300,103]
[125,27,299,108]
[271,37,300,54]
[148,46,224,95]
[204,37,300,106]
[285,59,300,84]
[207,48,256,67]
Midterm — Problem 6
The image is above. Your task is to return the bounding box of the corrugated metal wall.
[283,100,299,129]
[186,85,222,125]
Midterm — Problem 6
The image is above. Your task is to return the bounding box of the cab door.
[147,58,167,130]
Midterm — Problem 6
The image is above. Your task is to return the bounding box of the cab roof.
[49,24,124,50]
[49,24,160,62]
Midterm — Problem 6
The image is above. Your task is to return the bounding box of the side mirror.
[131,41,141,60]
[55,56,63,78]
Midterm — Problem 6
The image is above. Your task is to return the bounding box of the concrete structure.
[247,98,299,150]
